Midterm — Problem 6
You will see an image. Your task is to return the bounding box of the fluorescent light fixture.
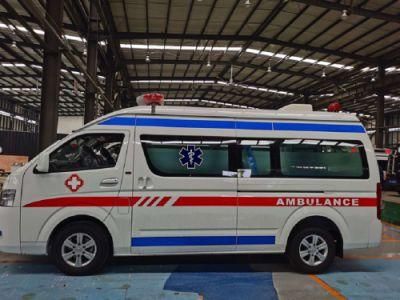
[289,56,303,61]
[283,139,302,144]
[121,44,242,52]
[316,61,331,66]
[164,98,256,109]
[330,63,345,69]
[302,140,320,145]
[0,110,11,117]
[385,95,400,101]
[1,63,14,67]
[258,140,274,145]
[303,58,317,64]
[240,140,258,145]
[245,48,260,55]
[259,51,275,57]
[274,53,287,59]
[33,29,44,35]
[320,141,338,146]
[63,34,85,42]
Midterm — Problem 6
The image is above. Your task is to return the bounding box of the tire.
[287,227,335,274]
[50,221,111,276]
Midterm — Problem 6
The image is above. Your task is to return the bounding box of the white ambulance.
[0,96,382,275]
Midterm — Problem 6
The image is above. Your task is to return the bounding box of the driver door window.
[49,133,124,172]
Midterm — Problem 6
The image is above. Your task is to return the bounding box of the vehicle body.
[375,148,389,184]
[0,104,382,275]
[384,148,400,193]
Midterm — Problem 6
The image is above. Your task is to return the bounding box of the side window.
[279,139,368,178]
[240,140,273,176]
[49,133,124,172]
[141,135,235,177]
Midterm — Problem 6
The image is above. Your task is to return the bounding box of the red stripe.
[237,197,377,207]
[156,196,171,206]
[24,196,140,207]
[146,197,159,207]
[131,197,142,206]
[173,196,237,206]
[24,196,377,208]
[138,196,151,207]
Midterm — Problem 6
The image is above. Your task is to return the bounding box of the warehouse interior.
[1,0,400,299]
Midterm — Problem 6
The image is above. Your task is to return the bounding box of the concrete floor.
[1,222,400,300]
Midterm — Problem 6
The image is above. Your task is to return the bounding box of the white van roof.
[95,104,359,123]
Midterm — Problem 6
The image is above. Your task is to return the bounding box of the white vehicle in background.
[0,94,382,275]
[375,148,390,182]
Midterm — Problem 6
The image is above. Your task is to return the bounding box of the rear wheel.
[50,221,111,275]
[287,227,335,274]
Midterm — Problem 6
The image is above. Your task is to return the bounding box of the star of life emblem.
[65,174,84,192]
[179,145,203,169]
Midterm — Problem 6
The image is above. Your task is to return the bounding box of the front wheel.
[50,221,111,275]
[287,227,335,274]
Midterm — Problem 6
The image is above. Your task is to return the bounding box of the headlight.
[0,189,16,207]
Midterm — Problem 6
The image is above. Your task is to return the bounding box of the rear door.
[131,115,238,254]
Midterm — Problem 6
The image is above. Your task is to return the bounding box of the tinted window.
[142,135,235,176]
[240,140,273,176]
[279,139,368,178]
[49,133,124,172]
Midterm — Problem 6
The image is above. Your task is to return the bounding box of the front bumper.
[0,206,21,254]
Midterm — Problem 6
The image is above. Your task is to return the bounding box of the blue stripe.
[131,235,275,247]
[100,116,365,133]
[99,116,135,126]
[236,121,273,131]
[237,235,276,245]
[136,117,236,129]
[274,122,365,133]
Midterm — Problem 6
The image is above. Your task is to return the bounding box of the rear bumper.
[0,207,20,254]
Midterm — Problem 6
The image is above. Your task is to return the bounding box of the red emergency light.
[137,93,164,106]
[327,101,341,112]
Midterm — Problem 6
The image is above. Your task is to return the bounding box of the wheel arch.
[279,208,349,257]
[45,215,114,256]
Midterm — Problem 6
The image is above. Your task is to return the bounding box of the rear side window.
[279,140,368,178]
[141,135,236,177]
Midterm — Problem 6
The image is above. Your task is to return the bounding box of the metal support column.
[303,92,310,104]
[375,65,385,148]
[84,0,99,123]
[39,0,64,151]
[104,45,115,114]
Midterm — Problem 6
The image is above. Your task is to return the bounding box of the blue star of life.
[179,145,203,169]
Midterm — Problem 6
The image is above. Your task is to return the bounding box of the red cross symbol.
[65,174,84,192]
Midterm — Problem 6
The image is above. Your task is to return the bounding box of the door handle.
[137,177,145,189]
[100,178,119,186]
[145,177,153,189]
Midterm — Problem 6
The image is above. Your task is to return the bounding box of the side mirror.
[36,153,50,173]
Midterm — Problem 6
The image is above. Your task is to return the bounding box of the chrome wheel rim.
[299,234,328,267]
[61,233,97,268]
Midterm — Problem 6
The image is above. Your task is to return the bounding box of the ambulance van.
[0,98,382,275]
